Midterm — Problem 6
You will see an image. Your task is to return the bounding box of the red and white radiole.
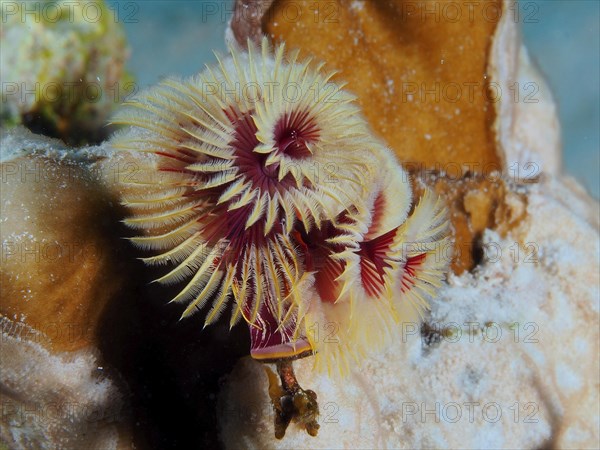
[111,37,450,375]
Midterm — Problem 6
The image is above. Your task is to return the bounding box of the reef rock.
[218,175,599,449]
[0,128,137,449]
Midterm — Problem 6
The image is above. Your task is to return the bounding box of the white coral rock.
[218,176,599,449]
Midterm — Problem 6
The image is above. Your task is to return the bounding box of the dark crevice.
[95,200,250,450]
